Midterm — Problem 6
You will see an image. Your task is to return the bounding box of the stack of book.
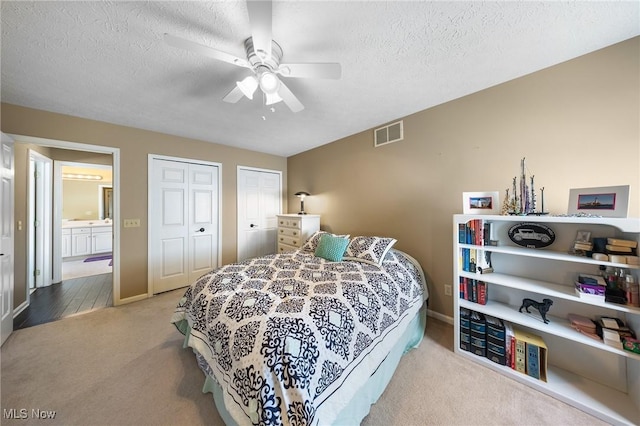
[486,315,506,365]
[568,313,600,340]
[595,317,636,350]
[470,311,487,357]
[574,273,606,302]
[459,307,471,352]
[606,238,638,256]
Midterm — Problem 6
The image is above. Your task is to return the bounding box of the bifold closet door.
[150,159,219,294]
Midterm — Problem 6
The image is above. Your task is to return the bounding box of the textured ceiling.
[1,1,638,157]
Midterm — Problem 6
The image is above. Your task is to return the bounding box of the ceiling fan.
[164,0,341,113]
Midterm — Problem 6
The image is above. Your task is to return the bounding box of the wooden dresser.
[276,214,321,253]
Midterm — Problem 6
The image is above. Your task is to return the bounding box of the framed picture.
[567,185,629,218]
[462,191,500,215]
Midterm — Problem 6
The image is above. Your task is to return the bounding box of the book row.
[460,308,548,382]
[459,277,487,304]
[459,248,491,273]
[458,219,493,246]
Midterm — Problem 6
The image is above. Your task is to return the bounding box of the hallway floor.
[13,273,113,330]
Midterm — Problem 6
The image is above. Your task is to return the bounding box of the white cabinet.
[71,227,92,256]
[453,214,640,425]
[64,225,113,258]
[276,214,320,253]
[91,226,112,254]
[62,228,72,258]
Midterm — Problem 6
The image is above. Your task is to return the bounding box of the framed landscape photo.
[567,185,629,218]
[462,191,500,215]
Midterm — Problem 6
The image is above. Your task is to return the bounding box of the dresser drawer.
[278,243,297,253]
[278,227,301,238]
[278,235,301,247]
[278,217,301,229]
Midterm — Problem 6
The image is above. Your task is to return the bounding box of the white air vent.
[374,120,403,147]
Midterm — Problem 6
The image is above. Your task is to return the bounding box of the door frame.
[27,149,52,289]
[8,134,122,306]
[236,166,283,261]
[1,132,15,346]
[147,154,222,296]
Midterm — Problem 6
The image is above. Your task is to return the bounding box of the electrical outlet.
[444,284,452,296]
[124,219,141,228]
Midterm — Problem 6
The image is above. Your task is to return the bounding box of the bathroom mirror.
[101,186,113,219]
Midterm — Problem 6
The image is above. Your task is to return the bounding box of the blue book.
[527,343,540,380]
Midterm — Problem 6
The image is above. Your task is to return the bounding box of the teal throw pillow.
[314,234,349,262]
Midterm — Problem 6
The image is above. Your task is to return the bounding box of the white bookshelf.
[453,214,640,425]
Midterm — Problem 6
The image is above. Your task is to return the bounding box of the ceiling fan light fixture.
[265,91,282,105]
[259,71,280,94]
[237,75,258,99]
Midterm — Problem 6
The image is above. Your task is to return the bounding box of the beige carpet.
[1,289,606,426]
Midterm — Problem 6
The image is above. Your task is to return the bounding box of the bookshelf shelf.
[459,299,640,361]
[459,270,640,315]
[457,350,639,425]
[459,243,639,270]
[454,214,640,425]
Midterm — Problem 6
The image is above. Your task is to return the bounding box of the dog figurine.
[519,298,553,324]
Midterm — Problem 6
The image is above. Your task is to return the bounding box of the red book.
[478,281,487,305]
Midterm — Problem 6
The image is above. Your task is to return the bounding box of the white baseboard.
[115,293,149,306]
[13,301,29,318]
[427,309,453,325]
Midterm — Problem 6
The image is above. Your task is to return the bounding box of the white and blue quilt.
[172,248,426,426]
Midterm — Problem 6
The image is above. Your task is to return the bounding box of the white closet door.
[237,168,281,262]
[150,158,219,294]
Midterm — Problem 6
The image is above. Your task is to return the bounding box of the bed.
[171,233,428,425]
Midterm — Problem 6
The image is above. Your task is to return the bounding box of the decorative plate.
[508,222,555,248]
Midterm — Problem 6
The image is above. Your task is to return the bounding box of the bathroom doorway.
[9,135,120,331]
[59,162,113,281]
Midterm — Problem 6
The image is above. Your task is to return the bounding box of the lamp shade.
[236,75,258,100]
[265,91,282,106]
[295,191,310,198]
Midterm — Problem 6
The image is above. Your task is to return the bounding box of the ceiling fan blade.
[277,63,342,80]
[222,86,245,103]
[164,33,250,69]
[246,0,272,60]
[277,79,304,113]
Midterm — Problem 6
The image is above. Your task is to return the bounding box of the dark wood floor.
[13,273,113,330]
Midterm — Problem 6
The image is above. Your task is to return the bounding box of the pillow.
[343,236,397,266]
[302,231,349,252]
[314,234,350,262]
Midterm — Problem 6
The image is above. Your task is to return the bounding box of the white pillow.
[343,236,397,266]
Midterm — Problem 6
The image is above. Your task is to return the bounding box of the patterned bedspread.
[171,248,426,426]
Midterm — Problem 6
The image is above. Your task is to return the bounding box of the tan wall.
[287,37,640,320]
[3,106,287,305]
